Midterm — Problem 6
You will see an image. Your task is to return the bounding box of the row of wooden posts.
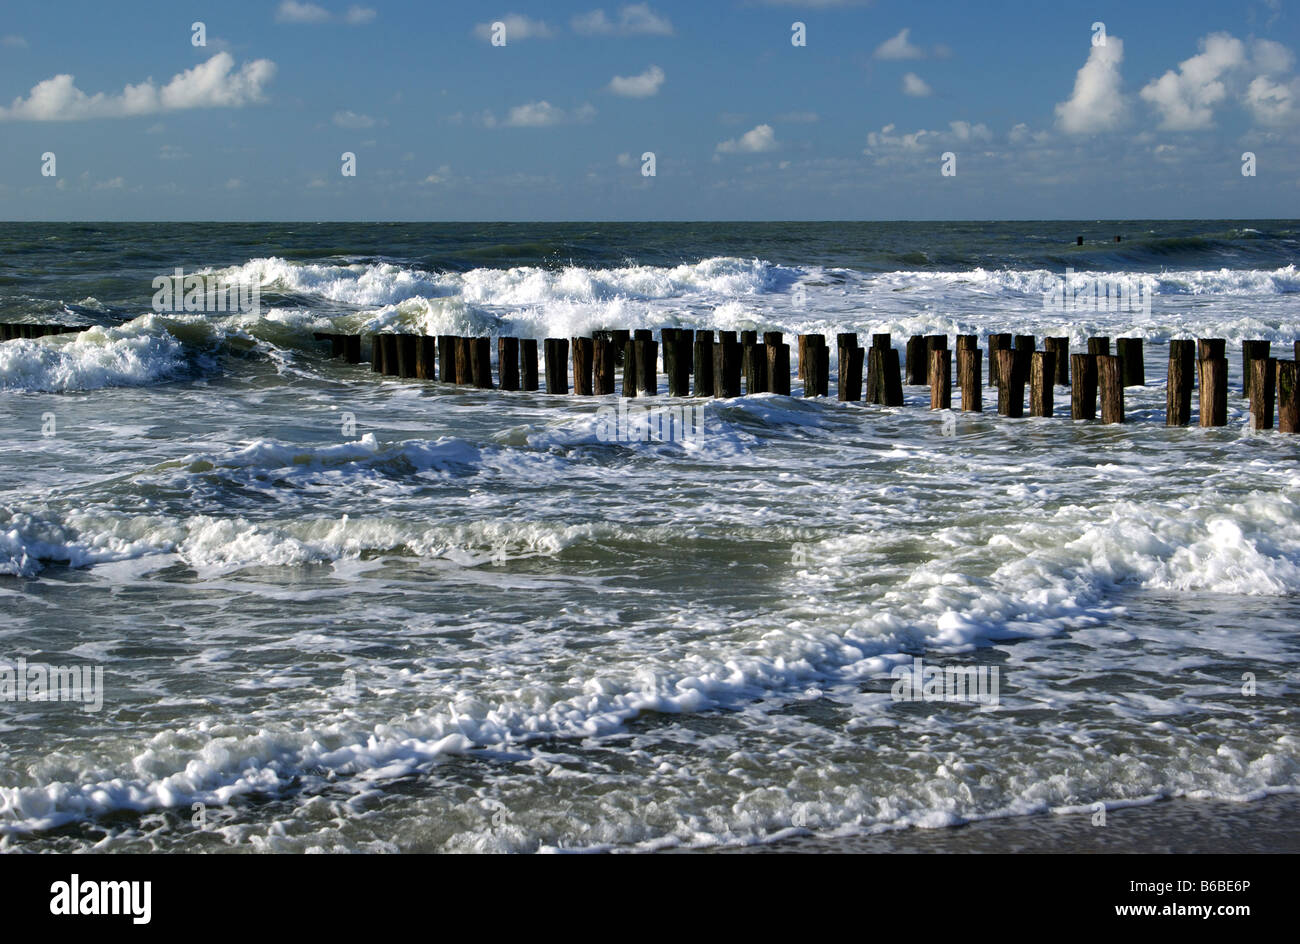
[0,323,87,341]
[7,322,1291,431]
[314,328,1300,434]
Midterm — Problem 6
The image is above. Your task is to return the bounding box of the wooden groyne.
[0,323,90,340]
[318,330,1300,434]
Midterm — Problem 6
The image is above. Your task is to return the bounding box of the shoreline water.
[689,793,1300,854]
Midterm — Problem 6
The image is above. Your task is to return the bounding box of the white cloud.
[874,28,924,60]
[473,14,555,41]
[1139,33,1245,130]
[902,72,932,97]
[717,123,778,154]
[864,121,990,152]
[0,52,276,121]
[2,35,27,48]
[1244,74,1299,125]
[226,178,244,190]
[94,177,125,190]
[1055,35,1127,133]
[608,64,665,97]
[333,109,376,128]
[573,4,673,36]
[617,152,633,166]
[485,100,596,128]
[277,1,332,23]
[1009,123,1052,146]
[276,2,375,25]
[776,111,819,123]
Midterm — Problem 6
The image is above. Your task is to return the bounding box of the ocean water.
[0,220,1297,853]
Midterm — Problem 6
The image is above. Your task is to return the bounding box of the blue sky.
[0,0,1297,220]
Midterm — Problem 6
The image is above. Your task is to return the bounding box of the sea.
[0,220,1297,852]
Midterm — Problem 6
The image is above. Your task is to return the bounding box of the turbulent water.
[0,220,1297,853]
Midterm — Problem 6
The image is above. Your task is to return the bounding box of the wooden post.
[679,329,695,374]
[996,349,1024,417]
[1278,360,1299,433]
[665,331,690,397]
[1199,357,1228,427]
[371,335,385,373]
[1116,337,1144,386]
[635,336,658,396]
[1166,339,1194,426]
[498,337,520,391]
[397,335,418,378]
[1198,338,1226,361]
[714,333,742,398]
[610,330,630,365]
[345,335,362,364]
[572,336,594,395]
[957,346,982,412]
[437,336,456,382]
[988,333,1012,387]
[766,335,791,396]
[803,336,828,397]
[1030,350,1055,417]
[881,348,904,406]
[520,338,539,391]
[906,335,927,385]
[694,331,715,396]
[415,336,435,379]
[865,334,891,403]
[1044,337,1069,385]
[797,334,808,379]
[1088,336,1110,357]
[471,337,493,388]
[593,335,616,395]
[545,338,569,394]
[622,340,638,397]
[455,337,473,384]
[1013,334,1034,388]
[382,334,400,376]
[929,348,951,410]
[1097,354,1124,423]
[1242,340,1270,397]
[839,342,864,402]
[1071,353,1097,420]
[1249,356,1276,430]
[743,332,769,394]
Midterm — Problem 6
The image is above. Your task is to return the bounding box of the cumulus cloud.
[874,28,925,60]
[1055,36,1127,133]
[483,101,596,128]
[716,124,779,154]
[276,2,375,24]
[1244,73,1300,125]
[473,14,555,41]
[902,72,932,97]
[608,65,665,97]
[0,52,276,121]
[573,4,673,36]
[1139,33,1245,130]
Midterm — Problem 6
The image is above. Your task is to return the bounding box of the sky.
[0,0,1298,221]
